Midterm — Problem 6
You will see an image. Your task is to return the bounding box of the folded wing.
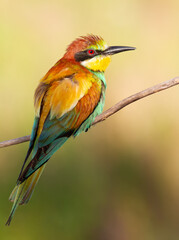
[18,68,101,183]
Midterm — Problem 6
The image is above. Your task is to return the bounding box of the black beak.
[103,46,136,55]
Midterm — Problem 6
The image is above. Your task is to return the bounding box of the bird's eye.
[87,49,95,55]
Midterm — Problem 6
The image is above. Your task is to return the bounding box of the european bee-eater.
[6,34,135,225]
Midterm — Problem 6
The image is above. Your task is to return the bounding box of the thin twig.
[0,135,31,148]
[93,76,179,125]
[0,77,179,148]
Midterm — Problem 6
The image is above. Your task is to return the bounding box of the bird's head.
[63,34,135,72]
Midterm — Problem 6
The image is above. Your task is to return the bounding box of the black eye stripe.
[74,49,102,62]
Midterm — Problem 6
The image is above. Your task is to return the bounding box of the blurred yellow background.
[0,0,179,239]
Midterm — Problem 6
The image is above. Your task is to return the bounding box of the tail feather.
[6,183,25,226]
[9,185,19,202]
[20,164,45,205]
[6,164,46,226]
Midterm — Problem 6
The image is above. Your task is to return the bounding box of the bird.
[6,34,135,225]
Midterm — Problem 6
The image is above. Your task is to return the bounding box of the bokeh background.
[0,0,179,239]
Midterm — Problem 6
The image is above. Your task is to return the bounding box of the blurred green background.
[0,0,179,239]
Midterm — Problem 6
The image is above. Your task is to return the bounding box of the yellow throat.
[81,55,111,72]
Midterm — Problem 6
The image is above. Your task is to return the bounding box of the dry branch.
[0,77,179,148]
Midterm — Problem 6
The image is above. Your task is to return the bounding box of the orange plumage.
[6,34,135,225]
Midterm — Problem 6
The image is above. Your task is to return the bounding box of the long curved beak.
[103,46,136,55]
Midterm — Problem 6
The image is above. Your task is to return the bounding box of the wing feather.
[18,64,102,182]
